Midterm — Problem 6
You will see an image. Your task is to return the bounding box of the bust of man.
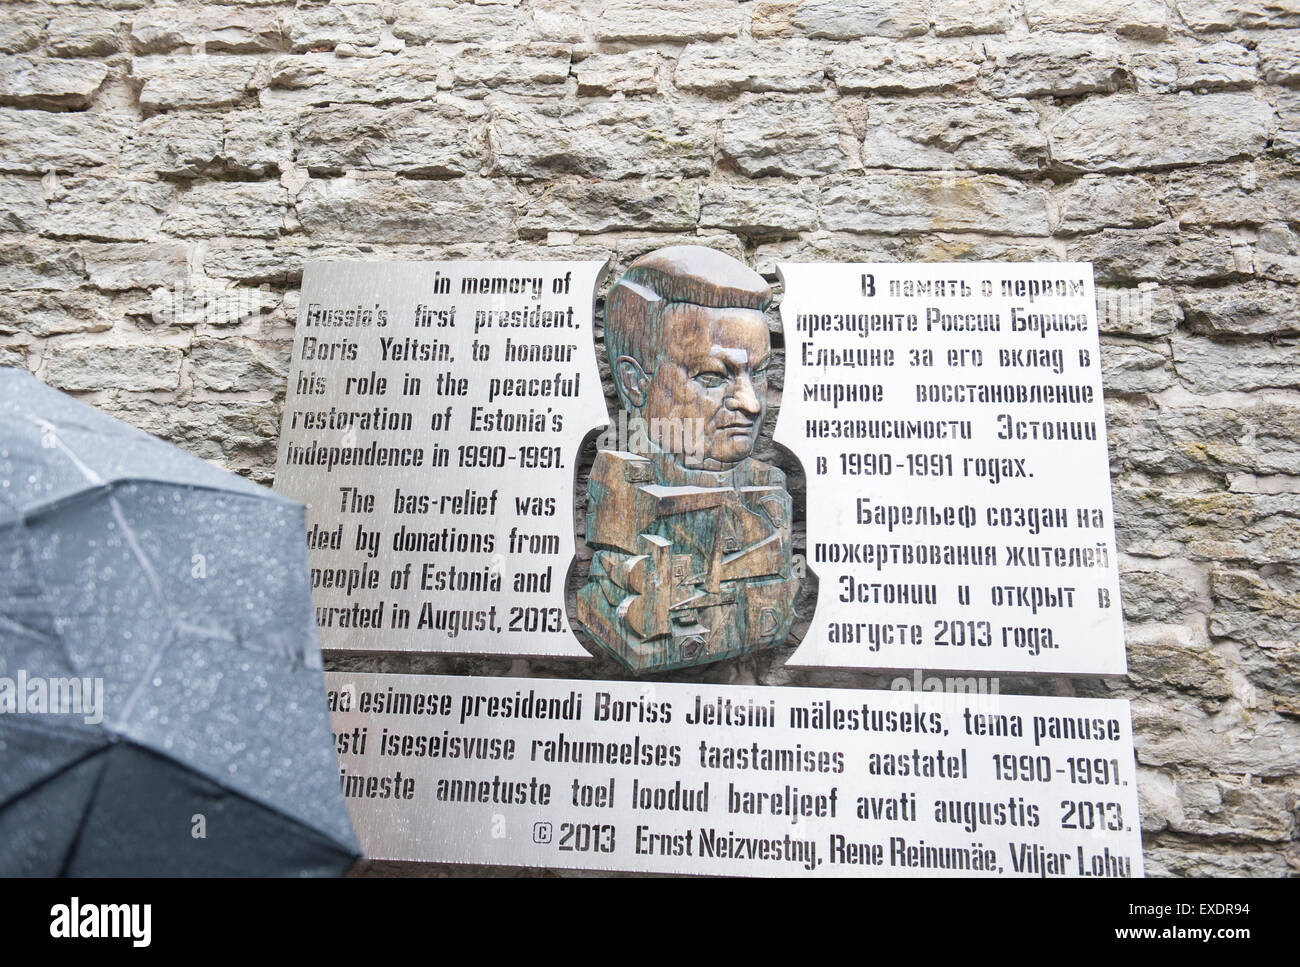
[576,246,800,674]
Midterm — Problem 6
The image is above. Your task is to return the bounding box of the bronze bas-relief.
[577,246,800,674]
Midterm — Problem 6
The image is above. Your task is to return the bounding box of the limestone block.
[46,344,183,391]
[1050,94,1273,173]
[295,176,518,242]
[860,98,1047,174]
[0,55,108,109]
[718,96,852,177]
[822,173,1052,234]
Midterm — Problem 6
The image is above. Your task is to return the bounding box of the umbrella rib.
[108,490,175,730]
[127,742,362,858]
[55,746,114,877]
[0,738,111,817]
[2,478,299,529]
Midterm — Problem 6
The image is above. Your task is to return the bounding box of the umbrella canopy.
[0,369,360,875]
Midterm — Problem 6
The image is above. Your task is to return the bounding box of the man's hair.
[605,246,772,410]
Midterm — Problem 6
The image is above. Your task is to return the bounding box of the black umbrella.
[0,369,359,875]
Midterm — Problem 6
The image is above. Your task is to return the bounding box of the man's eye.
[695,373,726,388]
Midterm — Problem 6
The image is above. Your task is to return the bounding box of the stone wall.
[1,0,1298,877]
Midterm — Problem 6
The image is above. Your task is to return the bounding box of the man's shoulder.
[739,456,786,488]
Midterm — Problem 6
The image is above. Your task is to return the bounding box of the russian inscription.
[777,262,1125,675]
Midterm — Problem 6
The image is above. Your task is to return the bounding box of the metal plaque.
[327,671,1143,878]
[777,262,1126,675]
[273,260,608,657]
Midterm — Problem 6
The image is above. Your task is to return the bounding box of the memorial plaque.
[274,261,607,656]
[327,672,1143,878]
[777,263,1125,675]
[276,255,1142,877]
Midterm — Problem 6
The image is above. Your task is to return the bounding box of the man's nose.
[725,373,761,416]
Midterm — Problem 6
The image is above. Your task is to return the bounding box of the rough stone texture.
[1120,559,1207,624]
[1171,332,1300,393]
[699,182,820,236]
[675,42,825,95]
[189,336,286,392]
[295,177,518,242]
[450,44,571,97]
[1101,341,1176,394]
[983,36,1129,98]
[45,344,183,391]
[0,239,85,291]
[47,11,124,58]
[1131,41,1258,93]
[130,7,288,54]
[1057,175,1165,233]
[289,1,386,53]
[79,241,188,291]
[0,175,46,232]
[1210,567,1300,647]
[1259,36,1300,87]
[1161,163,1300,227]
[829,41,981,93]
[163,181,287,238]
[1068,227,1245,284]
[932,0,1015,36]
[222,109,294,173]
[392,2,520,45]
[491,100,716,180]
[573,51,661,96]
[1026,0,1169,39]
[1096,283,1183,336]
[792,0,930,40]
[750,1,799,39]
[1273,92,1300,161]
[0,108,132,173]
[1181,283,1300,336]
[594,0,745,42]
[259,51,442,109]
[824,173,1051,235]
[1050,94,1274,173]
[860,99,1047,174]
[1177,0,1300,32]
[121,113,224,177]
[294,102,485,176]
[1109,394,1300,477]
[132,54,259,113]
[0,290,113,337]
[519,180,698,235]
[0,55,109,109]
[718,96,852,177]
[41,177,172,242]
[0,11,47,55]
[101,396,284,480]
[2,0,1297,879]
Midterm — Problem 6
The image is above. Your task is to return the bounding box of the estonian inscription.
[328,672,1143,878]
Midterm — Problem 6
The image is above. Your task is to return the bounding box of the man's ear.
[615,355,649,408]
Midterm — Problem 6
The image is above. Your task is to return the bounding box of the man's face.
[641,304,771,470]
